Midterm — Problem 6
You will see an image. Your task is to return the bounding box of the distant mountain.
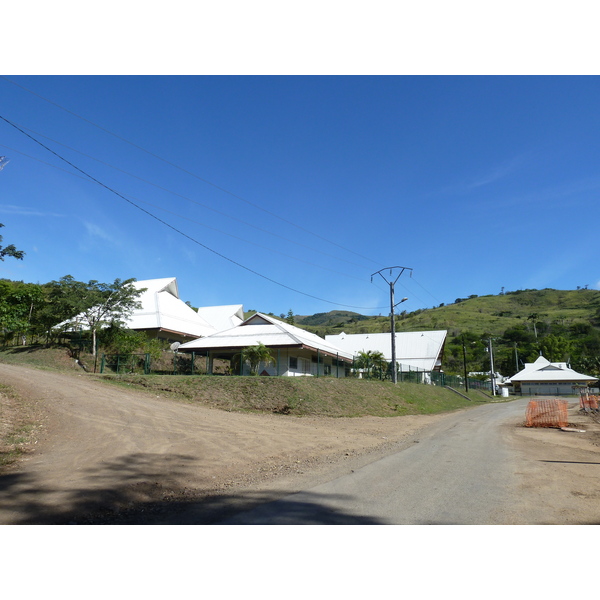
[295,310,370,327]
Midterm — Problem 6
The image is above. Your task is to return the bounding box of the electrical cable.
[1,76,385,268]
[1,115,391,311]
[0,141,392,292]
[1,124,375,270]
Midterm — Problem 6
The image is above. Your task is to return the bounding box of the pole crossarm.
[371,266,413,286]
[371,266,412,384]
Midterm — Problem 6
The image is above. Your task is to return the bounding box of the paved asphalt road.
[218,398,531,524]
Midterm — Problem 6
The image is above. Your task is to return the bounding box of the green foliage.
[538,334,574,362]
[98,325,146,356]
[240,343,275,376]
[0,224,25,262]
[44,276,144,355]
[0,280,44,338]
[354,350,388,379]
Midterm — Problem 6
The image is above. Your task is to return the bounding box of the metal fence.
[98,351,492,392]
[100,353,151,375]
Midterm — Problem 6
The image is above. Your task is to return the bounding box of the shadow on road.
[0,453,382,525]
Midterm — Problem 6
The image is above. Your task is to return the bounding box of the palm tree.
[354,350,388,379]
[241,342,275,376]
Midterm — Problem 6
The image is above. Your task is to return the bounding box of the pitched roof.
[325,330,447,371]
[126,278,217,338]
[195,304,245,333]
[509,355,598,383]
[179,312,354,360]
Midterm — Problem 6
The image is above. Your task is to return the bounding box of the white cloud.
[0,204,65,218]
[465,153,533,191]
[83,221,120,247]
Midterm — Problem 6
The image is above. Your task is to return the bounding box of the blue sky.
[1,75,599,317]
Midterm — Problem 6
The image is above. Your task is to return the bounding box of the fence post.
[100,353,106,374]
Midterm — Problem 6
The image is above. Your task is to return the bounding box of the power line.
[1,131,372,271]
[0,114,390,311]
[1,76,385,269]
[2,78,449,310]
[1,141,393,296]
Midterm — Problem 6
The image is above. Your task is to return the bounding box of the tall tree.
[0,224,25,261]
[47,276,144,355]
[0,281,44,343]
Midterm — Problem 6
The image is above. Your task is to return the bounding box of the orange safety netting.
[580,394,599,411]
[525,399,569,428]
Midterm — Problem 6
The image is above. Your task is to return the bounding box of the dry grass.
[0,383,42,469]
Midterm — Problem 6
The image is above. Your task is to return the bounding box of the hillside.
[293,288,600,378]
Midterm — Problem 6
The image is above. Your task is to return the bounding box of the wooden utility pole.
[372,266,412,384]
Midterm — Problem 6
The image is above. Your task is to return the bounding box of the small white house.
[506,355,598,396]
[179,312,354,377]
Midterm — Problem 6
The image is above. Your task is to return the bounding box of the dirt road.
[1,363,599,524]
[0,364,447,524]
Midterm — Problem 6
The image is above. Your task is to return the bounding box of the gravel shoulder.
[1,362,599,525]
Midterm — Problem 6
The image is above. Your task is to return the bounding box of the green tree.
[354,350,388,379]
[241,342,275,375]
[98,324,146,356]
[0,280,44,344]
[46,276,144,355]
[0,224,25,261]
[538,334,573,362]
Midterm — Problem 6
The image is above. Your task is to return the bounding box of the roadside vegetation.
[0,346,491,419]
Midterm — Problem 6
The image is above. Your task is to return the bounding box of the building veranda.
[179,312,354,377]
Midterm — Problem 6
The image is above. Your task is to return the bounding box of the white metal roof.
[508,355,598,383]
[195,304,245,333]
[125,278,217,338]
[325,330,447,371]
[179,313,354,360]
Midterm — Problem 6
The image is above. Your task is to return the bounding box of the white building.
[126,278,217,343]
[179,312,354,377]
[60,277,245,345]
[506,355,598,396]
[325,330,447,372]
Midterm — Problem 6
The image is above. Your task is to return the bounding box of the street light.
[372,267,412,384]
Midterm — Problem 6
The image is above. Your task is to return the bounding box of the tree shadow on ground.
[0,453,383,525]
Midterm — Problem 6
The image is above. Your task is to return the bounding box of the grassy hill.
[292,288,600,378]
[296,289,600,336]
